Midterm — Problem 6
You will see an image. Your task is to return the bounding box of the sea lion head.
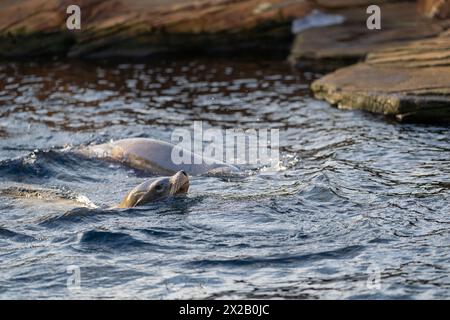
[117,170,189,208]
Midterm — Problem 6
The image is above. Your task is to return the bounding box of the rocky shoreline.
[295,0,450,123]
[0,0,313,59]
[311,30,450,123]
[1,0,449,123]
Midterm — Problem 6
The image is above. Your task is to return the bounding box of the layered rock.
[287,0,450,123]
[289,1,446,62]
[0,0,314,58]
[311,32,450,122]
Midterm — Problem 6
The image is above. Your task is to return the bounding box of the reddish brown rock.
[0,0,314,58]
[314,0,405,9]
[0,0,63,33]
[418,0,450,19]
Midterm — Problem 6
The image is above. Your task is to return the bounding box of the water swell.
[0,149,106,183]
[75,229,169,252]
[0,227,36,243]
[188,245,365,268]
[79,230,147,247]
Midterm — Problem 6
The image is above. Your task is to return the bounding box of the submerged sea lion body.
[77,138,238,176]
[0,184,98,209]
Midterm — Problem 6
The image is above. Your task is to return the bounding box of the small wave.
[188,245,364,268]
[0,227,36,243]
[39,197,196,228]
[0,149,108,184]
[38,207,109,227]
[77,229,149,250]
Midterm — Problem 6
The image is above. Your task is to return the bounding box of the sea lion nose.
[180,170,187,177]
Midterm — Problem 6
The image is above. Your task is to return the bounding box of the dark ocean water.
[0,58,449,299]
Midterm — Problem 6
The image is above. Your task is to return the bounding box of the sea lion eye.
[155,184,164,193]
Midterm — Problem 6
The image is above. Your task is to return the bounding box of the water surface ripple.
[0,59,449,299]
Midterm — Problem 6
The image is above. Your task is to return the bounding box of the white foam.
[75,194,99,209]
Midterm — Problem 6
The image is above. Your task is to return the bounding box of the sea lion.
[0,171,190,210]
[116,170,189,208]
[76,138,239,176]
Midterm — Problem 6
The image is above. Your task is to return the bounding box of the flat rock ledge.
[289,1,448,62]
[311,32,450,123]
